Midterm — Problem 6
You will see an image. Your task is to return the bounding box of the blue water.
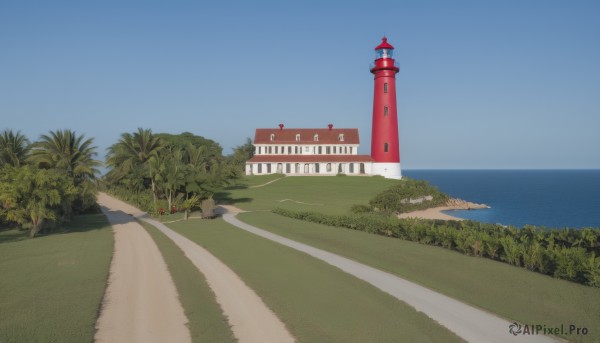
[402,170,600,229]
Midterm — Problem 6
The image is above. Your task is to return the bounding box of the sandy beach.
[399,207,464,220]
[398,199,489,221]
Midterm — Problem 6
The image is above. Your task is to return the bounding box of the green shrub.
[272,208,600,288]
[368,178,449,214]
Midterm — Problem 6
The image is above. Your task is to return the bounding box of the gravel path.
[95,193,191,343]
[98,193,294,343]
[223,212,560,343]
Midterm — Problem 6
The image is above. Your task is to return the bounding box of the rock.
[445,198,489,210]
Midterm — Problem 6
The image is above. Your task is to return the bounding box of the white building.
[245,125,374,176]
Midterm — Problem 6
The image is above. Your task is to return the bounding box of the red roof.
[254,128,359,145]
[247,155,373,163]
[375,37,394,50]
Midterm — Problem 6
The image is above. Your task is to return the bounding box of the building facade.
[245,125,373,176]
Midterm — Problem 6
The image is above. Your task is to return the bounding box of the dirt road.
[98,193,295,343]
[95,193,190,343]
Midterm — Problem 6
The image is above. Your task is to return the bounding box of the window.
[304,146,309,152]
[384,83,388,93]
[268,146,272,154]
[349,163,354,173]
[384,143,389,152]
[384,106,388,116]
[315,163,320,173]
[258,164,262,173]
[267,164,271,173]
[258,146,262,154]
[326,163,332,172]
[275,146,278,154]
[288,146,291,154]
[349,147,353,154]
[314,134,319,141]
[338,134,344,141]
[295,146,299,154]
[270,134,275,141]
[326,146,331,154]
[295,134,301,141]
[318,146,322,154]
[332,146,335,154]
[286,163,291,173]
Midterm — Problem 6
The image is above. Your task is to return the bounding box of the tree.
[181,195,201,220]
[29,129,100,212]
[228,137,254,174]
[152,147,186,211]
[106,128,163,209]
[29,129,100,183]
[0,129,30,167]
[0,166,77,237]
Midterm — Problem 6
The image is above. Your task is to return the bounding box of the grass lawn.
[167,218,465,343]
[238,212,600,343]
[217,175,398,214]
[139,221,236,343]
[0,214,113,343]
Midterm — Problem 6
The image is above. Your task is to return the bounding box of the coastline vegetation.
[351,178,449,214]
[272,208,600,287]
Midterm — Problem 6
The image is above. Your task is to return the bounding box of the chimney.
[328,123,333,131]
[279,123,284,130]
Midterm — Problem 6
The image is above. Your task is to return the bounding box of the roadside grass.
[233,173,286,187]
[217,175,398,214]
[0,214,113,343]
[238,212,600,343]
[139,221,236,343]
[167,218,465,343]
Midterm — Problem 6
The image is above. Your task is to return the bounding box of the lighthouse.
[370,37,402,179]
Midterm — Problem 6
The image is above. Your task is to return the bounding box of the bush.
[272,208,600,288]
[368,178,449,214]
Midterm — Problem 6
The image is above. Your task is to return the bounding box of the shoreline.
[398,207,464,221]
[398,199,489,221]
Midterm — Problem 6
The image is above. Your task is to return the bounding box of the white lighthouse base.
[372,162,402,179]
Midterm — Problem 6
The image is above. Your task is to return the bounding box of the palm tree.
[28,129,100,213]
[0,129,30,167]
[29,129,100,184]
[106,128,163,208]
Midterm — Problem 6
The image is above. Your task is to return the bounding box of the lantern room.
[374,37,395,59]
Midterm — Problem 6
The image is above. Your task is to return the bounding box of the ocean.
[402,170,600,229]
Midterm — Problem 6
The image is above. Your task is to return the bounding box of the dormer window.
[270,134,275,141]
[314,134,319,142]
[295,134,300,141]
[338,134,344,141]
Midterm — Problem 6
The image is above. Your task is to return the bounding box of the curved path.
[223,212,560,343]
[98,193,295,343]
[95,193,191,343]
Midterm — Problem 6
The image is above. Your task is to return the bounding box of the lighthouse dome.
[374,37,394,59]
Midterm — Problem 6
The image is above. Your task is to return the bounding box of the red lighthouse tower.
[370,37,402,179]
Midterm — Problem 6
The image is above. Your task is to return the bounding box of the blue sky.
[1,1,599,169]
